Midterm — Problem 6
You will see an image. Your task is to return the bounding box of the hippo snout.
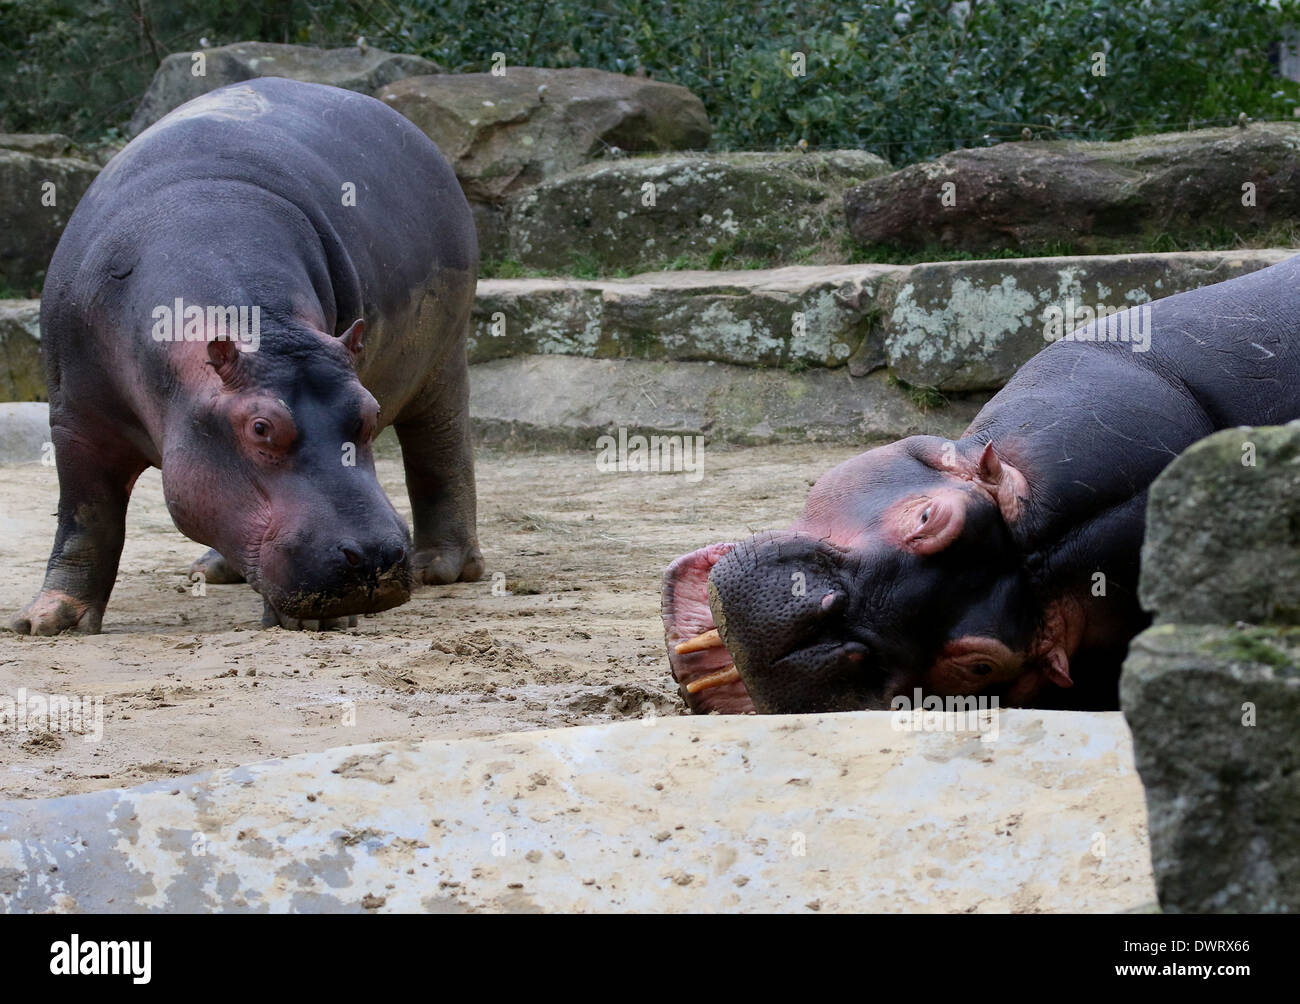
[262,527,413,621]
[708,533,887,714]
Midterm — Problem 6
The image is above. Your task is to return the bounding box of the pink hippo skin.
[664,256,1300,713]
[10,78,483,634]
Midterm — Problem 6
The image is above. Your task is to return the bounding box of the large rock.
[1122,420,1300,912]
[846,124,1300,253]
[469,354,984,448]
[882,249,1291,391]
[1122,624,1300,913]
[1140,422,1300,625]
[378,68,710,204]
[0,710,1153,913]
[471,265,903,369]
[506,150,890,272]
[0,300,42,400]
[0,151,100,294]
[0,402,50,462]
[127,42,440,136]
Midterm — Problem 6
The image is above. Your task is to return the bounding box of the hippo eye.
[252,420,270,438]
[972,663,993,676]
[919,504,934,525]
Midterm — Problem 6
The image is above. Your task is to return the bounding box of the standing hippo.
[9,78,482,635]
[663,256,1300,713]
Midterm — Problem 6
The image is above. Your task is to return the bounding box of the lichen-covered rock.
[378,67,710,204]
[507,150,890,272]
[0,299,42,400]
[0,134,79,158]
[882,250,1290,391]
[1140,422,1300,625]
[470,265,902,370]
[845,124,1300,253]
[127,42,440,136]
[1121,623,1300,913]
[0,152,100,293]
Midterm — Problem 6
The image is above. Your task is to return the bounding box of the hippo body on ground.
[664,255,1300,714]
[11,77,483,635]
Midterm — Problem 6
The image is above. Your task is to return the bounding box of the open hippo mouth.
[662,534,891,715]
[661,542,754,714]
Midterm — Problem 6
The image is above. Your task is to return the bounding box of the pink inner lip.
[661,542,755,714]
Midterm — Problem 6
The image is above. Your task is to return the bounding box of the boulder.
[468,354,985,448]
[846,124,1300,253]
[506,150,890,272]
[0,710,1154,913]
[1122,623,1300,913]
[0,151,100,294]
[378,67,710,204]
[1122,420,1300,912]
[0,402,51,463]
[0,300,42,400]
[471,265,903,369]
[1139,422,1300,626]
[128,42,440,136]
[882,250,1290,392]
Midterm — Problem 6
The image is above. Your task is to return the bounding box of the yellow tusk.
[674,628,724,654]
[685,665,741,694]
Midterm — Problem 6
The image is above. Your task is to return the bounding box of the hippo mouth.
[250,560,412,627]
[660,543,755,714]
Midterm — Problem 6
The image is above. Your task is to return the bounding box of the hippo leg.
[395,359,485,586]
[189,548,246,585]
[9,431,145,635]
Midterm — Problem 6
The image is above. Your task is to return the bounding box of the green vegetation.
[3,1,1300,164]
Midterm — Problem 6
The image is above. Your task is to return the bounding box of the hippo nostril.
[821,590,848,614]
[380,540,408,570]
[341,545,363,568]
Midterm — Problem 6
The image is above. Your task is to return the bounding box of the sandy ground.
[0,439,852,800]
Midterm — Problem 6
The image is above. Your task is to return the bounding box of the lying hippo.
[10,78,482,635]
[663,256,1300,713]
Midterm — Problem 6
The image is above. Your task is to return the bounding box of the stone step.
[0,710,1154,913]
[5,248,1290,447]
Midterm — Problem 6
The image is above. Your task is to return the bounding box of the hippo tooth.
[685,665,741,694]
[675,628,724,654]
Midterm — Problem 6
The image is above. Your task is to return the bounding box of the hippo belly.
[10,78,484,636]
[663,255,1300,714]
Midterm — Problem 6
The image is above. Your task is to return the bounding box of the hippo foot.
[261,599,358,632]
[412,542,485,586]
[189,548,246,585]
[8,590,104,636]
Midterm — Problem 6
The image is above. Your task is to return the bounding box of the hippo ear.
[339,318,366,362]
[207,337,241,384]
[975,442,1029,523]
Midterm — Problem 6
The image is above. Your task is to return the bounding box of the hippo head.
[662,435,1075,714]
[162,319,411,623]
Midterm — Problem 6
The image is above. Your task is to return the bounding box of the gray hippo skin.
[664,256,1300,713]
[11,78,482,634]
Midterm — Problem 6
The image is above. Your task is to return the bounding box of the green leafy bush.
[3,0,1298,165]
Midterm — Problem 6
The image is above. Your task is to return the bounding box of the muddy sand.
[0,440,853,800]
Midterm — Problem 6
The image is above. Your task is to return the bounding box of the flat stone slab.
[0,300,41,402]
[468,353,984,447]
[0,710,1153,913]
